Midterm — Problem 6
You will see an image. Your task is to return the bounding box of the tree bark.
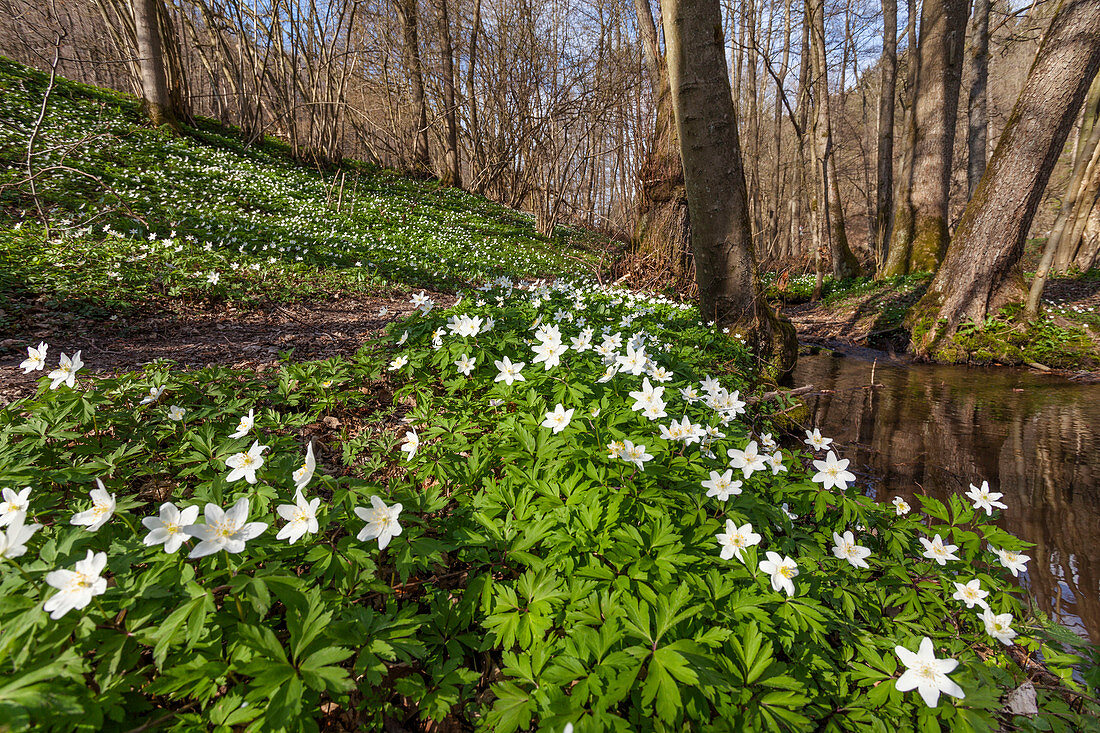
[967,0,992,198]
[874,0,898,269]
[883,0,968,276]
[437,0,461,188]
[912,0,1100,358]
[467,0,484,191]
[132,0,177,128]
[1027,73,1100,316]
[807,0,862,280]
[394,0,431,175]
[631,0,692,283]
[661,0,797,377]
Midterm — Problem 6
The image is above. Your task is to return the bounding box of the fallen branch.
[747,384,815,404]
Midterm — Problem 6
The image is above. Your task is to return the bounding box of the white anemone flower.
[20,342,48,373]
[292,442,317,491]
[702,469,743,501]
[715,520,760,562]
[891,496,911,515]
[621,440,654,470]
[980,608,1017,646]
[230,409,256,439]
[541,404,574,434]
[276,490,321,544]
[400,430,419,461]
[0,487,32,527]
[48,351,83,390]
[167,405,186,421]
[832,531,872,568]
[494,356,525,385]
[389,355,408,371]
[70,480,116,532]
[355,496,403,549]
[991,547,1030,577]
[43,550,108,619]
[893,637,965,708]
[811,451,857,491]
[920,534,960,565]
[184,498,268,558]
[951,579,990,610]
[803,428,832,451]
[142,502,200,554]
[455,354,476,376]
[0,512,42,559]
[140,385,165,405]
[965,481,1007,516]
[225,441,268,484]
[727,441,766,479]
[759,552,799,597]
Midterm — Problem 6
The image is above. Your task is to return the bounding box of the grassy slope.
[0,56,606,338]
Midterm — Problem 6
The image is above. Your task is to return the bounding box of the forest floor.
[0,56,607,405]
[773,270,1100,374]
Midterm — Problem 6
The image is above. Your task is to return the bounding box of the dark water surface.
[792,350,1100,642]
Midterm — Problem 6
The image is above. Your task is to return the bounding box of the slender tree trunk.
[807,0,862,280]
[912,0,1100,358]
[883,0,968,275]
[438,0,461,187]
[1051,72,1100,270]
[631,0,692,282]
[132,0,177,128]
[467,0,484,192]
[394,0,430,174]
[1027,74,1100,316]
[967,0,992,197]
[661,0,797,377]
[874,0,897,269]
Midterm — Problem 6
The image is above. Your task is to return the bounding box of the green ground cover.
[0,58,1097,732]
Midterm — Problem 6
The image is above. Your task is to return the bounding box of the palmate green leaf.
[486,681,537,733]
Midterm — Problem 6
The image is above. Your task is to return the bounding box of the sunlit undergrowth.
[1,279,1097,732]
[0,56,604,331]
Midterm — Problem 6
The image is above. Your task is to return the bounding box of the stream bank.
[774,273,1100,375]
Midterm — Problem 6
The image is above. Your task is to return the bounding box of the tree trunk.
[967,0,992,198]
[438,0,461,188]
[132,0,177,128]
[883,0,968,275]
[394,0,430,175]
[1027,73,1100,316]
[1050,72,1100,271]
[631,0,692,283]
[467,0,484,192]
[874,0,898,268]
[661,0,797,377]
[807,0,862,280]
[912,0,1100,358]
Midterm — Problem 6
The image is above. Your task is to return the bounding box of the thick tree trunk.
[132,0,177,128]
[394,0,430,175]
[807,0,862,280]
[883,0,968,276]
[912,0,1100,358]
[631,0,692,283]
[874,0,898,269]
[967,0,992,198]
[661,0,797,377]
[438,0,461,188]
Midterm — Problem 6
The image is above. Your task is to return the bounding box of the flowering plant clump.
[0,278,1097,732]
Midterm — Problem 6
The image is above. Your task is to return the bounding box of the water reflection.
[792,351,1100,641]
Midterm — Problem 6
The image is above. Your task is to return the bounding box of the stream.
[792,348,1100,643]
